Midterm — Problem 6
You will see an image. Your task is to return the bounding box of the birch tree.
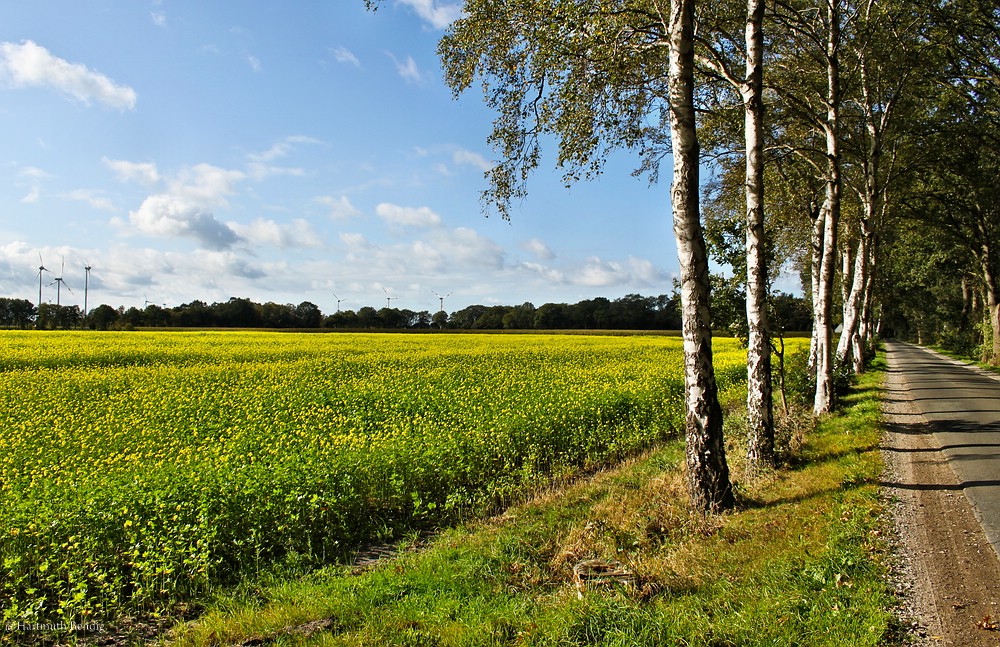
[695,0,774,469]
[767,0,847,414]
[669,0,736,509]
[811,0,842,415]
[835,0,923,373]
[377,0,737,511]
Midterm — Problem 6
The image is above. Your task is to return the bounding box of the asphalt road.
[885,340,1000,554]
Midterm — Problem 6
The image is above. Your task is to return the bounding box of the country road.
[886,340,1000,550]
[882,340,1000,645]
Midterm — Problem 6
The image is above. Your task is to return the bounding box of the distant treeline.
[0,290,812,332]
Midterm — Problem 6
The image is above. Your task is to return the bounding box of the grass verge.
[930,344,1000,376]
[164,359,897,647]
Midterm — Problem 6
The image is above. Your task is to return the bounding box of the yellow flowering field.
[0,331,747,624]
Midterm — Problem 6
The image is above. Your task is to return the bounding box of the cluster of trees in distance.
[0,289,813,333]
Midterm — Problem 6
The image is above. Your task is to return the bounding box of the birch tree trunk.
[854,239,877,372]
[743,0,774,471]
[836,218,871,370]
[670,0,734,512]
[842,13,897,374]
[841,236,855,320]
[813,197,838,415]
[808,203,824,371]
[813,0,841,416]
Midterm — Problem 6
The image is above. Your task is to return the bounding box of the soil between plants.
[882,363,1000,645]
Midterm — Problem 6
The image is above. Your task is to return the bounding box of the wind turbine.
[36,254,50,308]
[49,257,72,306]
[432,290,453,313]
[383,287,398,309]
[332,292,346,313]
[83,261,92,318]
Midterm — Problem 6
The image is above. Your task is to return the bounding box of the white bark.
[841,20,895,374]
[854,241,877,372]
[841,237,855,318]
[743,0,773,470]
[813,0,841,416]
[808,203,824,371]
[669,0,734,511]
[813,196,838,415]
[836,221,870,369]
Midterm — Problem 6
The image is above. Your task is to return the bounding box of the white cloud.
[128,194,241,250]
[168,163,245,206]
[396,0,462,29]
[0,40,136,110]
[522,238,554,260]
[386,52,422,84]
[340,232,369,249]
[247,55,262,72]
[576,261,620,287]
[228,218,321,248]
[376,203,441,228]
[331,46,360,67]
[316,195,361,220]
[452,148,492,172]
[517,255,666,290]
[246,136,323,169]
[248,143,292,163]
[20,166,49,180]
[247,162,305,181]
[21,187,40,204]
[334,225,504,282]
[574,256,667,288]
[104,158,161,186]
[624,256,664,284]
[115,161,309,252]
[65,189,115,212]
[18,165,47,204]
[430,227,504,269]
[521,261,565,283]
[151,11,167,27]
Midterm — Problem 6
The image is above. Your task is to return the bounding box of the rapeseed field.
[0,331,747,625]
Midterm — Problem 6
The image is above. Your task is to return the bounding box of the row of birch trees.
[366,0,999,512]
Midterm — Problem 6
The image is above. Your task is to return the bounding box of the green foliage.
[437,1,673,218]
[977,318,996,363]
[781,347,816,407]
[938,327,980,360]
[779,344,859,413]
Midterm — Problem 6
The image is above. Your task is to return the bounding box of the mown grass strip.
[167,356,898,647]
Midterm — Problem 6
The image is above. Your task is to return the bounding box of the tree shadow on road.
[881,416,1000,492]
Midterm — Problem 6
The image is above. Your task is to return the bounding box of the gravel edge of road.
[881,359,945,645]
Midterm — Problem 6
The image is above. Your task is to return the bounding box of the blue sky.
[0,0,692,315]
